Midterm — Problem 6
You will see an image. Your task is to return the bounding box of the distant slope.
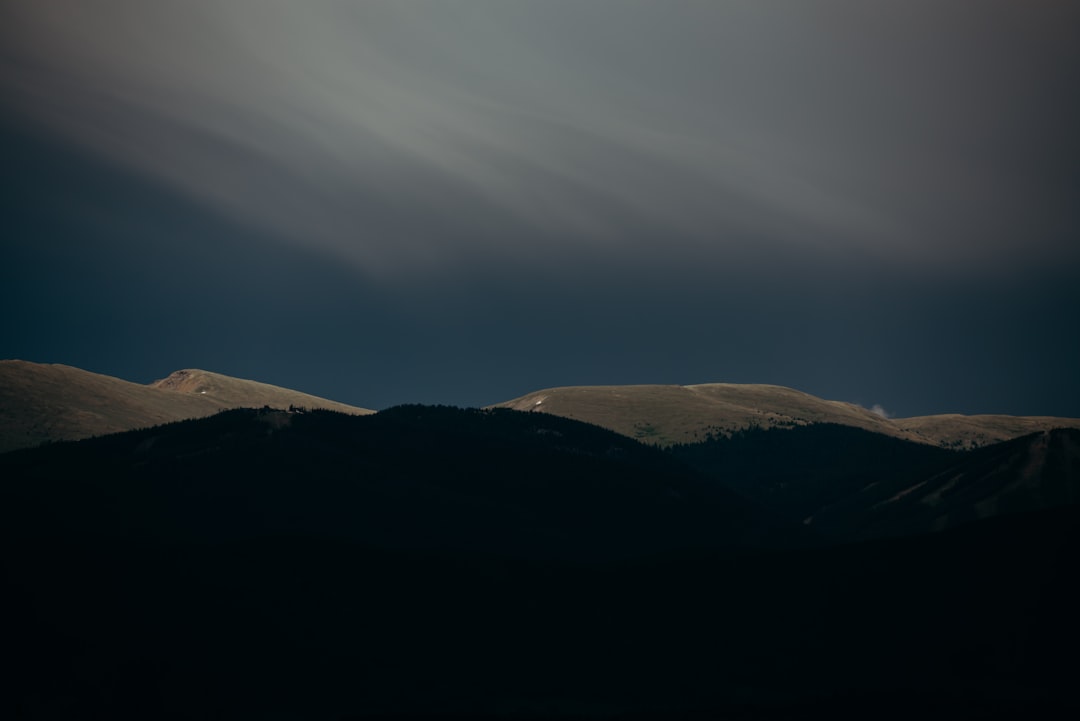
[669,423,957,527]
[895,413,1080,450]
[148,368,368,415]
[0,360,372,453]
[670,422,1080,539]
[494,383,916,445]
[814,428,1080,539]
[494,383,1080,448]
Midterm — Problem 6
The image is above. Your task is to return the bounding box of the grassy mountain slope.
[148,368,369,413]
[0,360,372,453]
[494,383,916,445]
[895,413,1080,449]
[494,382,1080,448]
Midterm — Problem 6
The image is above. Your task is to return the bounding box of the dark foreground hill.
[3,407,1078,719]
[669,423,957,526]
[0,406,796,559]
[811,427,1080,539]
[670,424,1080,541]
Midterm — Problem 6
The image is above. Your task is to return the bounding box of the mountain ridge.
[667,421,1080,540]
[5,359,1079,454]
[493,382,1080,448]
[0,360,373,453]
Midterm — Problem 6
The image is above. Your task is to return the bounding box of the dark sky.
[3,1,1079,417]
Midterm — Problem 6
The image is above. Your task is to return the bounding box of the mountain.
[2,406,1077,718]
[0,360,373,453]
[0,405,799,559]
[494,382,1080,448]
[8,362,1075,454]
[812,427,1080,539]
[893,413,1080,450]
[669,423,957,527]
[670,422,1080,540]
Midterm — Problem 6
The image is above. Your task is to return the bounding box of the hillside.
[7,362,1076,454]
[0,405,797,559]
[894,413,1080,450]
[0,360,372,453]
[494,382,1080,448]
[148,368,369,415]
[669,423,957,527]
[2,406,1077,718]
[494,383,916,445]
[813,427,1080,539]
[670,423,1080,540]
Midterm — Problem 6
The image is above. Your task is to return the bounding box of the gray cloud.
[3,1,1079,277]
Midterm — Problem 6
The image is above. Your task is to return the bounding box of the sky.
[2,0,1079,417]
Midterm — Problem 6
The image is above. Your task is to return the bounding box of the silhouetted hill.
[0,405,798,559]
[815,428,1080,539]
[0,360,372,453]
[3,408,1078,718]
[669,423,957,526]
[670,424,1080,542]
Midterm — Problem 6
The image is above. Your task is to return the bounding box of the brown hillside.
[0,360,372,453]
[149,369,370,416]
[894,413,1080,450]
[493,383,1080,448]
[493,383,923,445]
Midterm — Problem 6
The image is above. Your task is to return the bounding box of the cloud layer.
[4,1,1078,277]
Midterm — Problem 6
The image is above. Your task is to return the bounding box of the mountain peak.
[0,360,372,453]
[150,369,215,393]
[492,382,1080,449]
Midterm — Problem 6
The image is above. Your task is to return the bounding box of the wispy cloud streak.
[3,1,1078,275]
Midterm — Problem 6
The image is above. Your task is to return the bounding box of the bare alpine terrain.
[494,383,1080,449]
[0,360,372,453]
[6,361,1077,456]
